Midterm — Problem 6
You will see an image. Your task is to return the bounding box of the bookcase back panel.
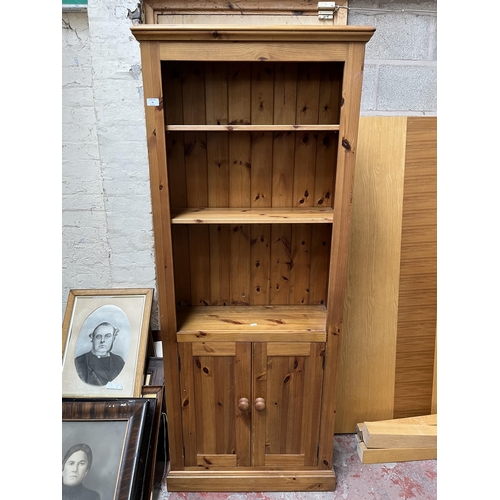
[163,60,342,210]
[167,131,338,209]
[162,61,343,125]
[171,223,331,307]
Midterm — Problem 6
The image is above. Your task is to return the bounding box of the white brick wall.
[62,0,437,330]
[62,2,158,328]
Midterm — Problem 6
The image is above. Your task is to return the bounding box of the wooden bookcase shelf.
[176,305,327,342]
[132,23,374,492]
[166,125,340,131]
[171,207,334,224]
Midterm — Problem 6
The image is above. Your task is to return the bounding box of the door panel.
[179,342,252,467]
[180,341,324,469]
[252,342,325,467]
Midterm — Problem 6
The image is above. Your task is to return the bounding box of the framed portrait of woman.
[62,399,150,500]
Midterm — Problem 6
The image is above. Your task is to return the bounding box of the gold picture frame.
[62,288,154,398]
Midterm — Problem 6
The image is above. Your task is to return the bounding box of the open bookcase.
[131,24,374,492]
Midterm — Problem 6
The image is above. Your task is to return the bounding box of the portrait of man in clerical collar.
[72,304,131,388]
[74,321,125,386]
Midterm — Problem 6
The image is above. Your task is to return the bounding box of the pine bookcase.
[131,23,374,491]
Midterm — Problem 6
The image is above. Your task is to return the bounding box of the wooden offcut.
[356,413,437,448]
[356,434,437,464]
[361,421,437,449]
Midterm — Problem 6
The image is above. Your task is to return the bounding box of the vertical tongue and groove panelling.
[163,61,342,307]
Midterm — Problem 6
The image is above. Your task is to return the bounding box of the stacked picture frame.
[62,289,163,500]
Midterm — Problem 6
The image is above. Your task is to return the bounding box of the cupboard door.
[179,342,252,467]
[252,342,325,467]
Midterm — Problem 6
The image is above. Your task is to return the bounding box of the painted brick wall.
[62,1,158,328]
[61,0,437,329]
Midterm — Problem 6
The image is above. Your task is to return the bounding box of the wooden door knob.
[238,397,249,412]
[254,397,266,411]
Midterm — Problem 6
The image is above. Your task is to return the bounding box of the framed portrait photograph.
[62,288,154,398]
[62,399,150,500]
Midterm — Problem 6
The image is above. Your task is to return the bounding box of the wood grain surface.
[335,117,437,432]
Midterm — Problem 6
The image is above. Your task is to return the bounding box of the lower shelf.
[166,469,336,492]
[176,304,327,342]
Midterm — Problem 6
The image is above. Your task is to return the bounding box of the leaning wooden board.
[336,117,437,432]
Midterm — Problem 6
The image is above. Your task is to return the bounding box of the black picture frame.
[62,399,150,500]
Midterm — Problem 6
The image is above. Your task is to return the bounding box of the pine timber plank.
[289,224,313,304]
[269,224,293,304]
[204,62,232,308]
[228,62,251,207]
[250,224,271,305]
[361,421,437,449]
[250,62,274,207]
[183,63,211,307]
[355,433,437,465]
[335,117,407,432]
[293,63,320,208]
[188,225,211,305]
[209,224,231,306]
[172,225,191,306]
[205,63,230,208]
[230,225,251,305]
[269,62,296,306]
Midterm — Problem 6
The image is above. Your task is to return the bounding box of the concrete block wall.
[62,0,437,328]
[349,1,437,115]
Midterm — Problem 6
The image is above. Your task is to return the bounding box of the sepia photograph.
[62,399,150,500]
[62,421,127,500]
[62,289,153,398]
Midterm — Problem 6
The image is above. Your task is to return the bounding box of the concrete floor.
[154,434,437,500]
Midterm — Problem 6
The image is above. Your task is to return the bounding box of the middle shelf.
[171,207,334,224]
